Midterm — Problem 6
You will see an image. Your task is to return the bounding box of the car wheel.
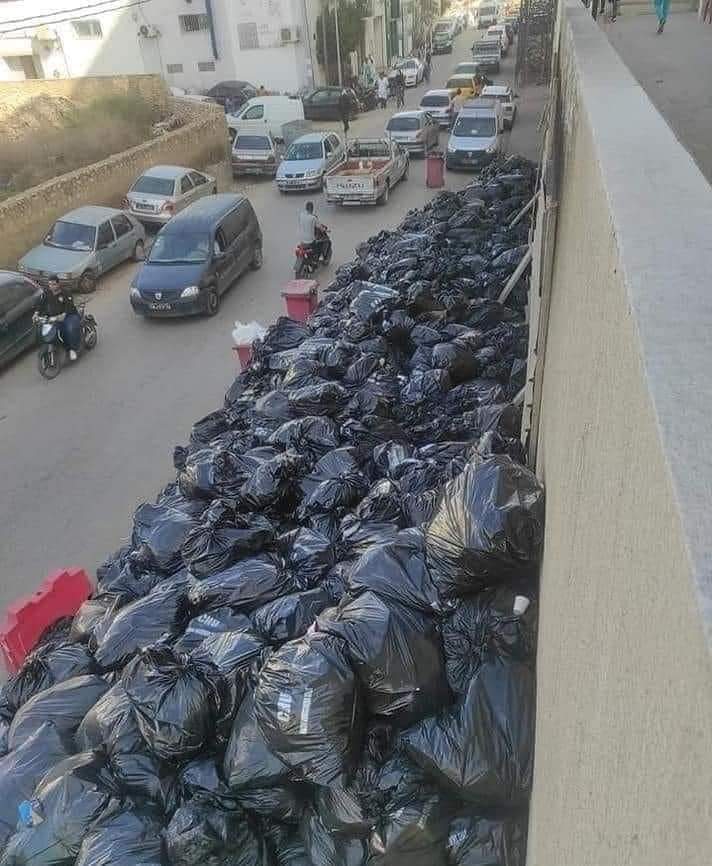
[132,240,145,262]
[205,289,220,317]
[251,244,263,270]
[78,270,97,293]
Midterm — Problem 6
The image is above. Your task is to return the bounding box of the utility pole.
[333,0,343,87]
[321,0,329,83]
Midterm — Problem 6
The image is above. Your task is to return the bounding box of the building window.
[238,22,259,50]
[166,63,184,74]
[72,19,103,39]
[179,14,210,33]
[197,61,216,71]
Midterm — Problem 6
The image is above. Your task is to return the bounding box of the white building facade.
[0,0,321,92]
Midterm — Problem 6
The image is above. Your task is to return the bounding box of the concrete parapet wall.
[527,2,712,865]
[0,96,229,269]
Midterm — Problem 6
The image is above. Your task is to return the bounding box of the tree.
[315,0,371,84]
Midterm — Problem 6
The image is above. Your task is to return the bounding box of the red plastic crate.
[281,279,319,322]
[0,568,93,674]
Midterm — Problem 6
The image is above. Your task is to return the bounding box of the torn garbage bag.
[425,455,544,597]
[255,632,362,785]
[401,657,535,806]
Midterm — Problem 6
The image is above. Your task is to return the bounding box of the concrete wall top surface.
[560,0,712,649]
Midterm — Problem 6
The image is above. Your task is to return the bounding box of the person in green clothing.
[654,0,670,32]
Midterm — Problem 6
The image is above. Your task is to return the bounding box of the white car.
[420,89,456,127]
[486,25,509,56]
[395,57,424,87]
[481,85,517,129]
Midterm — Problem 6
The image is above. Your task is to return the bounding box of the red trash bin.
[281,279,319,322]
[426,150,445,188]
[232,343,253,369]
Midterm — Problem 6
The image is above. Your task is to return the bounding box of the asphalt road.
[0,27,541,612]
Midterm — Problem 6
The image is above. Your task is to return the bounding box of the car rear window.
[421,95,449,107]
[44,220,96,251]
[131,176,175,196]
[453,115,497,137]
[387,116,420,131]
[447,78,471,89]
[235,135,271,150]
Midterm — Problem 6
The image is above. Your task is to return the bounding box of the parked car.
[125,165,217,227]
[276,132,345,192]
[446,73,485,101]
[446,102,502,170]
[18,207,146,293]
[232,133,280,177]
[487,25,509,55]
[453,61,488,78]
[432,19,457,53]
[302,87,359,121]
[472,38,502,73]
[419,89,456,127]
[385,110,440,155]
[325,138,409,206]
[481,84,517,128]
[226,95,304,142]
[206,80,257,111]
[0,270,43,368]
[478,3,499,28]
[130,194,262,318]
[394,57,425,87]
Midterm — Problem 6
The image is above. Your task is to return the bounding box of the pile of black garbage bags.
[0,156,544,866]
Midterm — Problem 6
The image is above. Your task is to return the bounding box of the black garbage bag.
[280,528,336,587]
[299,448,369,517]
[122,646,224,762]
[318,592,450,725]
[132,502,199,574]
[75,803,167,866]
[70,597,118,644]
[315,761,381,838]
[369,791,451,866]
[425,456,545,597]
[0,723,72,848]
[252,588,331,645]
[189,555,295,613]
[174,608,252,653]
[182,502,275,578]
[260,316,310,353]
[92,576,191,670]
[265,826,311,866]
[223,691,291,790]
[338,516,401,559]
[300,810,368,866]
[349,283,400,321]
[255,632,362,785]
[0,752,116,866]
[164,800,263,866]
[431,342,478,383]
[401,657,535,806]
[0,642,97,719]
[177,448,248,501]
[189,410,233,449]
[235,783,308,824]
[269,416,341,459]
[447,813,527,866]
[8,675,109,751]
[191,629,267,676]
[355,479,403,523]
[238,452,307,512]
[348,529,442,614]
[401,369,451,405]
[179,756,239,809]
[288,382,349,418]
[443,589,537,695]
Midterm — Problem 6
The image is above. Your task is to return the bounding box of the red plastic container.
[426,149,445,188]
[0,568,93,674]
[281,279,319,322]
[232,343,253,369]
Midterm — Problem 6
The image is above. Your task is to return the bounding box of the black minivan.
[0,270,43,369]
[130,193,262,317]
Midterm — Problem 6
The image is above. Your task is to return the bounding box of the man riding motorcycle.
[298,201,332,263]
[37,275,81,361]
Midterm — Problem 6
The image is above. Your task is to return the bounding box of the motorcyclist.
[298,201,331,263]
[36,275,81,361]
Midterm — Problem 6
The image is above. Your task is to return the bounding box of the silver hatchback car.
[125,165,217,226]
[18,206,146,293]
[385,110,440,155]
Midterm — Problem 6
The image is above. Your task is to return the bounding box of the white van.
[226,95,304,142]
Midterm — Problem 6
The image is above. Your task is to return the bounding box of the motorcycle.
[35,303,98,379]
[293,225,332,279]
[353,82,377,112]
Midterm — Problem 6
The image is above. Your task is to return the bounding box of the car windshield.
[285,141,323,161]
[148,233,210,264]
[400,60,417,69]
[44,220,96,251]
[421,95,449,107]
[484,92,511,102]
[387,116,420,131]
[131,176,175,196]
[453,116,496,137]
[447,78,471,89]
[456,65,478,75]
[235,135,271,150]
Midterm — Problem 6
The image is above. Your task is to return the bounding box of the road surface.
[0,28,542,611]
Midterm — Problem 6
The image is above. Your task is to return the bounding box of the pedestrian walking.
[339,89,351,139]
[654,0,670,31]
[607,0,618,20]
[395,69,405,109]
[377,72,389,109]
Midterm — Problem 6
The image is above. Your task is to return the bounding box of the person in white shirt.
[377,73,389,109]
[297,201,331,261]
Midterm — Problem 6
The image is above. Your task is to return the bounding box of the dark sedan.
[302,87,359,121]
[206,80,257,111]
[0,270,43,368]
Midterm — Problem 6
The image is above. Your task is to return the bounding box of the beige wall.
[527,3,712,865]
[0,97,229,269]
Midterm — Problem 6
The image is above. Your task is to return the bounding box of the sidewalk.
[604,11,712,183]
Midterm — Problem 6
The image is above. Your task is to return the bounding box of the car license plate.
[150,302,171,311]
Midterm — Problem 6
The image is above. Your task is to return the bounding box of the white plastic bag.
[232,320,267,346]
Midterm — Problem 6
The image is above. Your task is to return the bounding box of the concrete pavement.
[0,27,544,612]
